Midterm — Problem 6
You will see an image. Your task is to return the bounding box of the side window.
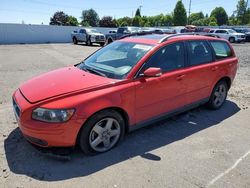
[210,41,232,60]
[215,30,221,33]
[188,40,213,66]
[221,30,227,34]
[80,29,86,34]
[143,42,185,73]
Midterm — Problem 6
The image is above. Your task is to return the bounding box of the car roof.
[120,34,223,45]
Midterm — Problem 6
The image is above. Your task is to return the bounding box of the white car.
[209,29,245,43]
[71,28,106,46]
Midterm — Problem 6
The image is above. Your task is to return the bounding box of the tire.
[108,38,113,44]
[207,80,228,110]
[229,37,235,43]
[78,110,125,155]
[100,42,105,47]
[86,38,92,46]
[73,37,78,45]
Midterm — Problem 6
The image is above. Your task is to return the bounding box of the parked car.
[105,26,140,44]
[71,28,105,46]
[108,30,117,34]
[148,28,176,34]
[233,28,250,42]
[209,29,245,43]
[13,34,238,155]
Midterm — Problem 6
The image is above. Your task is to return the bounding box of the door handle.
[211,66,219,71]
[176,74,185,80]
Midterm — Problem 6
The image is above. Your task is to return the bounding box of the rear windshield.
[210,41,232,60]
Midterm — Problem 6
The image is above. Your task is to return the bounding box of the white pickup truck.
[209,29,246,43]
[71,28,106,46]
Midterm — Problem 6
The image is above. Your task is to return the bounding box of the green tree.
[135,8,141,17]
[210,7,228,26]
[132,16,140,26]
[173,0,187,26]
[209,16,218,26]
[188,12,204,24]
[81,9,99,27]
[116,17,132,26]
[228,14,238,25]
[67,16,79,26]
[99,16,117,27]
[50,11,69,26]
[236,0,249,25]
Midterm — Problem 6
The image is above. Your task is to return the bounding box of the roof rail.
[158,33,220,43]
[158,33,199,43]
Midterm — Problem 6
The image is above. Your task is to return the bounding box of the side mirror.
[140,67,162,77]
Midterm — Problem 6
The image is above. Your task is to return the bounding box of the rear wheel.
[78,110,125,155]
[207,80,228,110]
[229,37,235,43]
[73,37,78,44]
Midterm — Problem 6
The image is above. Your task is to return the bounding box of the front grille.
[95,36,105,40]
[13,98,21,118]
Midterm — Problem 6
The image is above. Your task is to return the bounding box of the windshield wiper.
[84,67,107,77]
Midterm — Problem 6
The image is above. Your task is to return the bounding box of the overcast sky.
[0,0,241,25]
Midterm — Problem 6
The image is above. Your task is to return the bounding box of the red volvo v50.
[12,34,238,154]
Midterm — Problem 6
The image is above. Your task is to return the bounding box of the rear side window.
[210,41,232,60]
[187,40,213,66]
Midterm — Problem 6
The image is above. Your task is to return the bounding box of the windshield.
[86,29,98,33]
[228,29,236,33]
[78,41,153,79]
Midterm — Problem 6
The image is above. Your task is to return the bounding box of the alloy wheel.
[89,118,121,152]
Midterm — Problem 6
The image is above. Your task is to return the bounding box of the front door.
[134,42,188,123]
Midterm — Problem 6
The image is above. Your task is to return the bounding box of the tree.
[116,17,132,26]
[99,16,117,27]
[188,12,204,24]
[135,8,141,17]
[236,0,249,25]
[67,16,79,26]
[209,16,218,26]
[210,7,228,26]
[132,16,140,26]
[173,0,187,26]
[50,11,69,26]
[81,9,100,27]
[229,14,238,25]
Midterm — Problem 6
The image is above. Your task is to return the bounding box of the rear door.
[134,42,188,123]
[184,40,216,104]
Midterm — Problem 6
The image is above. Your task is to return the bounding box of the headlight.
[32,108,75,123]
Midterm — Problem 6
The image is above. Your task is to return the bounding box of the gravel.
[0,43,250,188]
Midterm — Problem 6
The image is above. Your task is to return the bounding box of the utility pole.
[188,0,192,24]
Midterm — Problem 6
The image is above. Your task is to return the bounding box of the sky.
[0,0,241,25]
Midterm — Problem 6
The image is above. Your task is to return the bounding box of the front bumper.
[236,37,245,42]
[13,89,85,147]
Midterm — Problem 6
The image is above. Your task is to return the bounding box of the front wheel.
[207,80,228,110]
[86,38,92,46]
[78,110,125,155]
[73,37,78,44]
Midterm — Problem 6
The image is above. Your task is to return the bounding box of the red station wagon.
[12,34,238,154]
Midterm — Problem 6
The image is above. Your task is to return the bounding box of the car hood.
[89,32,104,36]
[19,66,115,103]
[235,32,245,35]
